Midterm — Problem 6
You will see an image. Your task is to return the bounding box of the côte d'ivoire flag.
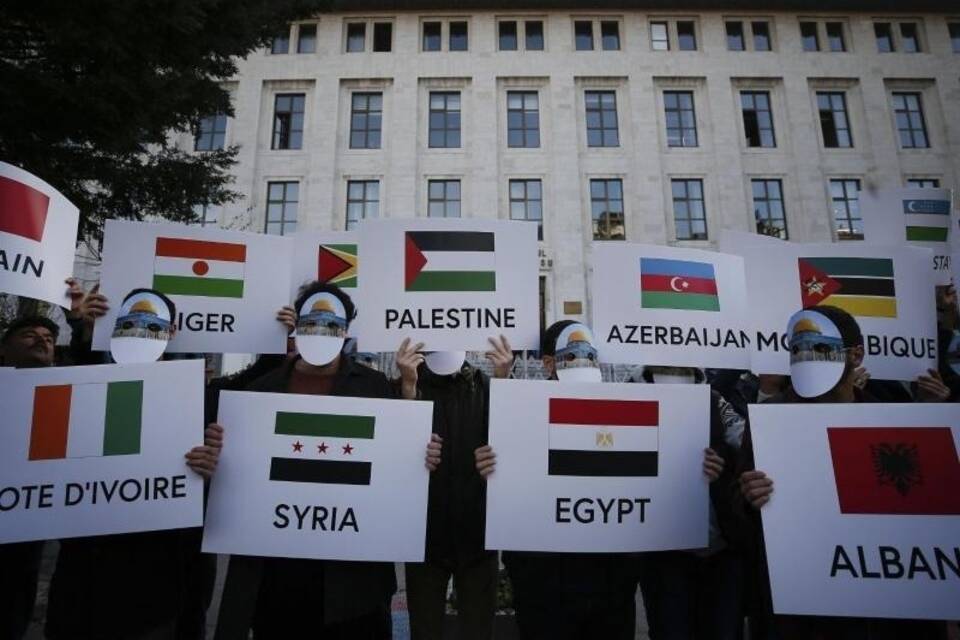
[548,398,659,477]
[318,244,358,288]
[903,199,951,243]
[405,231,496,292]
[640,258,720,312]
[0,175,49,242]
[28,381,143,460]
[799,257,896,319]
[269,412,375,485]
[827,426,960,515]
[153,237,246,299]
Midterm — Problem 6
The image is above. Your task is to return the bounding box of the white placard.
[591,243,750,369]
[354,218,539,351]
[202,390,433,562]
[861,187,955,286]
[291,230,358,299]
[0,162,79,307]
[749,403,960,620]
[485,379,710,552]
[0,360,205,543]
[93,220,292,354]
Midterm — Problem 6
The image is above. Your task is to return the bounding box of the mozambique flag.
[29,381,143,460]
[547,398,659,477]
[640,258,720,312]
[269,412,374,485]
[405,231,496,292]
[153,237,246,298]
[318,244,358,288]
[903,199,951,243]
[798,257,896,319]
[827,427,960,515]
[0,174,49,242]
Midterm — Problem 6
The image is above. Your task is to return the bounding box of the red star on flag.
[317,442,328,454]
[342,443,354,455]
[292,441,303,453]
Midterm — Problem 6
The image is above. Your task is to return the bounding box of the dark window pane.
[423,22,441,51]
[297,24,316,53]
[726,22,745,51]
[271,31,290,54]
[874,23,894,52]
[265,181,299,236]
[585,90,618,148]
[892,92,929,149]
[752,21,771,51]
[575,21,593,50]
[346,23,366,52]
[826,22,845,51]
[664,91,697,148]
[950,23,960,53]
[601,21,620,50]
[373,23,392,51]
[526,21,545,50]
[800,22,819,51]
[900,23,920,53]
[449,22,468,51]
[499,21,518,50]
[677,21,697,50]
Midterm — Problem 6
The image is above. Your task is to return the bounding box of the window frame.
[816,91,853,149]
[590,178,626,241]
[949,22,960,53]
[192,203,222,227]
[271,30,291,54]
[194,114,227,152]
[752,20,772,51]
[346,22,366,52]
[428,91,462,149]
[671,178,708,241]
[348,92,383,150]
[297,23,317,54]
[427,179,462,218]
[650,21,670,50]
[664,90,698,148]
[751,178,788,239]
[507,90,540,149]
[874,22,895,52]
[498,20,519,50]
[449,21,469,51]
[829,178,862,240]
[372,22,393,52]
[584,90,620,148]
[906,178,940,188]
[271,93,306,150]
[508,178,544,241]
[726,21,746,51]
[265,180,299,236]
[740,91,776,148]
[345,179,380,230]
[800,21,820,51]
[891,91,929,149]
[825,22,846,52]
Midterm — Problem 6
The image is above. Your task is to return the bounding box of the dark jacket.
[214,356,398,639]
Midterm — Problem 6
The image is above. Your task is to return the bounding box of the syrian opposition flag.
[903,198,951,243]
[827,426,960,515]
[547,398,659,477]
[318,243,358,288]
[28,381,143,460]
[269,412,375,485]
[640,257,720,312]
[153,237,246,298]
[405,231,496,292]
[0,174,49,242]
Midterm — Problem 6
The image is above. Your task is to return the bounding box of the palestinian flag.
[827,427,960,515]
[269,412,374,485]
[547,398,659,477]
[318,244,358,288]
[153,237,246,298]
[640,258,719,312]
[903,199,951,243]
[29,381,143,460]
[405,231,496,292]
[0,175,49,242]
[798,257,896,319]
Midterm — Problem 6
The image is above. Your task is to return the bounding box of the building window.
[752,179,787,239]
[427,180,461,217]
[575,20,594,50]
[950,23,960,53]
[907,178,940,188]
[891,92,928,149]
[297,24,317,53]
[900,22,921,52]
[501,19,544,51]
[265,181,298,235]
[499,21,518,50]
[349,93,382,150]
[507,91,540,148]
[271,30,290,54]
[526,21,545,50]
[194,114,227,151]
[874,23,894,52]
[650,21,669,50]
[741,91,775,148]
[830,179,862,240]
[585,90,619,147]
[753,21,771,50]
[509,179,543,240]
[449,21,468,51]
[590,179,625,241]
[272,94,305,150]
[664,91,697,148]
[373,23,392,51]
[677,21,697,50]
[192,203,221,227]
[346,23,366,52]
[428,92,461,148]
[346,180,379,230]
[672,179,707,241]
[817,92,852,148]
[423,22,441,51]
[800,21,819,51]
[826,22,846,51]
[600,21,620,50]
[726,22,745,51]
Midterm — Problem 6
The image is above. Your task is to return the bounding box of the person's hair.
[294,281,357,327]
[121,288,177,320]
[811,305,863,349]
[2,316,60,344]
[540,320,578,356]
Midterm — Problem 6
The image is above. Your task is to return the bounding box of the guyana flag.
[269,412,374,485]
[798,257,896,319]
[318,244,357,288]
[405,231,496,292]
[153,237,246,298]
[903,198,951,243]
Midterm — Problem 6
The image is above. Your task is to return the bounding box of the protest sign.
[592,243,750,369]
[93,220,292,354]
[750,403,960,620]
[202,391,433,562]
[0,360,205,543]
[0,161,79,306]
[354,218,539,351]
[291,230,358,299]
[485,379,709,552]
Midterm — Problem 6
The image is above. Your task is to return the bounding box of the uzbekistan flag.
[153,237,246,298]
[405,231,496,292]
[29,381,143,460]
[799,257,896,319]
[0,175,49,242]
[547,398,659,477]
[827,427,960,515]
[903,199,951,243]
[269,412,375,485]
[640,258,720,312]
[318,243,358,288]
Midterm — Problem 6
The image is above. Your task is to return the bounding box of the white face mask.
[556,366,603,383]
[651,373,697,385]
[424,351,466,376]
[787,309,846,398]
[296,292,348,366]
[110,291,173,364]
[553,323,602,382]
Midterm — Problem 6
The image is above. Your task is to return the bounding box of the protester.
[932,283,959,401]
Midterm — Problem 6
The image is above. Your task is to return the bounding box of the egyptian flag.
[318,244,357,288]
[827,427,960,515]
[405,231,496,292]
[799,257,896,319]
[0,175,49,242]
[547,398,659,477]
[153,237,246,298]
[903,199,951,243]
[640,258,720,312]
[269,412,374,485]
[28,382,143,460]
